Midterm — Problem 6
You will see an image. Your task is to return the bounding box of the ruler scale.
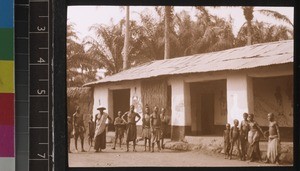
[15,0,29,170]
[28,0,53,170]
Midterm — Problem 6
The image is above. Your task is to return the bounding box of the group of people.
[223,112,281,164]
[67,104,170,153]
[68,106,281,164]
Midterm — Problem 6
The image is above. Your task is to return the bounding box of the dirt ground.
[68,139,284,167]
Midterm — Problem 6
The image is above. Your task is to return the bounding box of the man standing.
[73,106,86,152]
[94,106,112,152]
[122,105,141,152]
[150,106,162,152]
[160,108,169,149]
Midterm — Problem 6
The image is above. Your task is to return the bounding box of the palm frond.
[257,9,293,27]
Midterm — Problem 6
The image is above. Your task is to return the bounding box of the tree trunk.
[123,6,130,69]
[243,7,254,46]
[164,6,171,60]
[246,19,252,46]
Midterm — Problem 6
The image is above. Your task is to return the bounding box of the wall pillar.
[92,87,110,120]
[170,79,191,141]
[226,74,253,125]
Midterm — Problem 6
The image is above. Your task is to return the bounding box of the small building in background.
[84,40,293,141]
[67,87,94,129]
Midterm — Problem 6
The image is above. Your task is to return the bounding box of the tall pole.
[164,6,171,60]
[123,6,130,69]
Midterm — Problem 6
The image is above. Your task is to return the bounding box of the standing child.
[160,108,169,149]
[88,115,95,148]
[142,106,151,151]
[112,111,125,150]
[223,123,231,159]
[265,113,281,164]
[240,112,250,161]
[229,119,242,160]
[150,106,162,152]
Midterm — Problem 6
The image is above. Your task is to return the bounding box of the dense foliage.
[67,7,293,87]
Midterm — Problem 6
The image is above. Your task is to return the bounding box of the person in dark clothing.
[94,106,112,152]
[122,105,141,152]
[73,106,86,152]
[67,115,73,153]
[223,123,231,159]
[112,111,125,150]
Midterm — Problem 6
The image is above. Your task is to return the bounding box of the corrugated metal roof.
[84,40,293,87]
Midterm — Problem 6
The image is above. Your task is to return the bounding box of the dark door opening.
[110,89,130,131]
[200,93,214,135]
[190,80,226,136]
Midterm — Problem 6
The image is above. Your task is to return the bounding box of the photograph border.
[53,0,299,170]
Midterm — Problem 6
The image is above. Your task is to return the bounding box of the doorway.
[190,79,227,136]
[111,89,130,131]
[200,93,214,135]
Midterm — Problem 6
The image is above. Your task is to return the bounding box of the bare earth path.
[68,142,283,167]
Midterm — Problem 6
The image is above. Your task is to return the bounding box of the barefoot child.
[150,106,162,152]
[223,123,231,159]
[160,108,169,149]
[142,106,151,151]
[229,119,242,160]
[240,113,250,161]
[88,115,95,148]
[112,111,125,150]
[265,113,281,164]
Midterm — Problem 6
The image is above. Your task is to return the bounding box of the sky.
[67,6,294,41]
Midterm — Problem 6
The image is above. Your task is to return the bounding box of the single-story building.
[84,40,293,141]
[67,87,94,128]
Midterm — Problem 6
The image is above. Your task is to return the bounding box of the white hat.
[97,106,106,110]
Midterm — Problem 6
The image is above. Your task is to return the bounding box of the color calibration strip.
[0,0,15,170]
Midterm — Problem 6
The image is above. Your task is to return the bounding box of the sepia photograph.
[66,6,294,167]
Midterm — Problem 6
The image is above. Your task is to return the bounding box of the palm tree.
[257,9,293,27]
[242,6,293,45]
[67,22,101,87]
[242,6,254,45]
[137,10,165,61]
[85,19,144,75]
[189,6,235,53]
[86,22,124,75]
[212,6,293,46]
[154,6,174,59]
[236,20,292,46]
